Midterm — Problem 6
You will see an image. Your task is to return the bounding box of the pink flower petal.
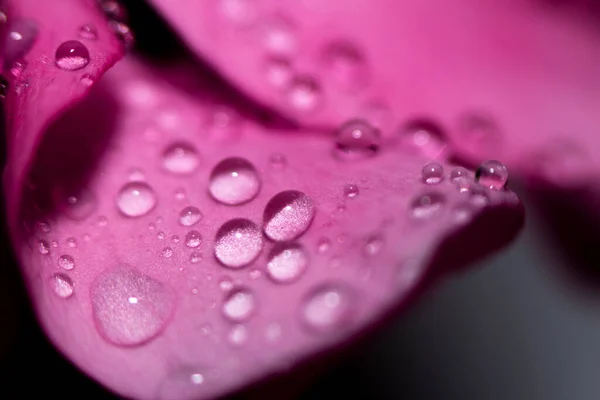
[148,0,600,191]
[11,53,523,399]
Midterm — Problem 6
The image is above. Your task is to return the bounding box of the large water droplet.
[208,157,260,205]
[55,40,90,71]
[322,41,368,93]
[334,119,380,160]
[116,181,157,217]
[50,273,74,298]
[475,160,508,190]
[301,285,355,333]
[410,192,446,219]
[162,142,200,174]
[3,19,38,69]
[91,267,174,346]
[214,219,263,268]
[263,190,315,241]
[185,230,202,248]
[450,167,469,183]
[179,206,202,227]
[266,243,308,284]
[421,162,444,184]
[399,119,447,159]
[57,188,97,221]
[222,288,256,321]
[58,254,75,270]
[285,75,322,113]
[79,24,97,40]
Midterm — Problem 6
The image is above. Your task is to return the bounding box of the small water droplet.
[162,247,173,258]
[149,223,156,231]
[185,230,202,248]
[79,24,97,40]
[266,243,308,284]
[58,254,75,270]
[9,59,26,78]
[91,267,174,346]
[60,189,97,221]
[260,15,297,55]
[475,160,508,190]
[263,190,316,241]
[51,240,59,248]
[190,252,203,263]
[219,277,234,292]
[0,76,8,98]
[302,285,355,333]
[317,238,331,254]
[80,74,94,87]
[157,216,164,224]
[215,219,263,268]
[228,324,248,346]
[264,56,293,88]
[171,235,180,243]
[116,181,157,217]
[249,269,262,280]
[286,75,321,113]
[66,237,77,248]
[322,41,368,93]
[3,19,38,68]
[38,240,50,255]
[50,273,74,298]
[179,206,202,227]
[450,167,469,183]
[209,157,261,205]
[334,119,380,160]
[100,0,127,21]
[410,192,446,219]
[174,187,186,201]
[36,220,51,233]
[109,20,135,48]
[162,142,200,174]
[343,183,359,198]
[399,119,447,159]
[421,162,444,184]
[157,231,165,240]
[55,40,90,71]
[222,288,255,321]
[363,234,383,256]
[97,215,108,227]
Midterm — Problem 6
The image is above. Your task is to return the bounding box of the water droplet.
[317,238,331,254]
[79,24,97,40]
[450,167,469,183]
[171,235,180,243]
[302,285,355,333]
[209,157,260,205]
[228,324,248,346]
[3,19,38,68]
[260,15,297,55]
[91,267,174,346]
[222,288,256,321]
[36,220,51,233]
[266,243,308,284]
[286,75,321,113]
[58,188,97,221]
[58,254,75,270]
[206,105,242,141]
[215,219,263,268]
[410,192,446,219]
[174,187,186,201]
[322,41,367,93]
[190,373,204,385]
[475,160,508,190]
[100,0,127,21]
[334,119,380,160]
[363,235,383,256]
[51,240,59,248]
[162,142,200,174]
[249,269,261,280]
[66,237,77,248]
[343,183,359,198]
[264,56,293,88]
[399,119,447,159]
[190,252,203,263]
[80,74,94,87]
[97,215,108,227]
[455,177,471,194]
[263,190,316,241]
[0,76,8,98]
[185,230,202,248]
[109,20,135,48]
[55,40,90,71]
[218,0,257,25]
[162,247,173,258]
[116,181,157,217]
[38,240,50,255]
[219,277,234,292]
[421,162,444,184]
[179,206,202,227]
[148,223,156,231]
[157,231,165,240]
[9,59,26,78]
[159,369,206,400]
[50,273,74,298]
[269,153,287,169]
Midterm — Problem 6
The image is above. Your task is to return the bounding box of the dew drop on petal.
[343,184,359,198]
[158,369,206,400]
[263,190,316,241]
[3,19,38,68]
[80,74,94,87]
[91,267,174,346]
[457,113,500,154]
[116,182,157,217]
[179,206,202,227]
[264,56,293,88]
[55,40,90,71]
[334,119,380,160]
[219,277,234,292]
[301,285,355,333]
[222,288,256,321]
[322,41,368,93]
[66,237,77,248]
[218,0,257,26]
[50,273,74,299]
[60,189,97,221]
[206,105,243,141]
[475,160,508,190]
[174,187,186,201]
[260,15,297,55]
[185,230,202,248]
[421,162,444,184]
[100,0,127,21]
[109,20,135,48]
[363,234,384,256]
[269,153,287,169]
[249,269,262,280]
[227,324,248,346]
[215,219,263,268]
[58,254,75,270]
[190,252,202,264]
[157,231,165,240]
[317,238,331,254]
[171,235,180,244]
[450,167,469,183]
[208,157,260,205]
[266,243,308,284]
[399,119,447,159]
[409,192,446,220]
[38,240,50,255]
[285,75,322,113]
[162,247,173,258]
[162,142,200,174]
[9,59,26,78]
[79,24,97,40]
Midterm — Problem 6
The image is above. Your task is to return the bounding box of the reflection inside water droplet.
[58,254,75,270]
[334,119,380,160]
[50,273,74,298]
[55,40,90,71]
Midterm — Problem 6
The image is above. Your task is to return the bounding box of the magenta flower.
[8,0,600,398]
